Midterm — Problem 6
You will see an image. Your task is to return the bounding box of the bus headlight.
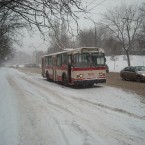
[76,74,83,78]
[99,72,105,76]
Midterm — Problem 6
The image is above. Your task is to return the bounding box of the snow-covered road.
[0,67,145,145]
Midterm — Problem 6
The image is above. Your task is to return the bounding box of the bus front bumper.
[74,78,106,86]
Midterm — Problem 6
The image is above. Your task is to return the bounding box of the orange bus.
[41,47,106,87]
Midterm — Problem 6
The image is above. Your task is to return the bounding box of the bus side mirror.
[105,58,106,62]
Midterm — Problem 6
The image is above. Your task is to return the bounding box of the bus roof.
[72,47,104,53]
[42,47,104,58]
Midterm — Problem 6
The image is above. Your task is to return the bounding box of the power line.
[88,0,106,11]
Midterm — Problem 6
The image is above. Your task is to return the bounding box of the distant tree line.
[48,2,145,66]
[1,1,145,67]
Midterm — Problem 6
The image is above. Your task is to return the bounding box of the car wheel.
[121,75,126,80]
[136,76,141,82]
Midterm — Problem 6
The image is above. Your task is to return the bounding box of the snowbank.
[106,55,145,72]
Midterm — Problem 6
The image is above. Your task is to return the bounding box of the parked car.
[120,66,145,82]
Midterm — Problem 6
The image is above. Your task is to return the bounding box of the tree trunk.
[126,50,131,66]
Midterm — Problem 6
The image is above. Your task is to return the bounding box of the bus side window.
[62,53,67,65]
[45,56,49,65]
[57,54,62,66]
[68,55,72,64]
[48,56,52,65]
[86,55,91,62]
[52,57,56,66]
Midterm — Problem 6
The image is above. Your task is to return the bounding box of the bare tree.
[137,2,145,53]
[48,19,71,53]
[76,25,121,56]
[0,12,25,64]
[0,0,84,34]
[102,3,142,66]
[140,2,145,30]
[0,0,85,62]
[0,30,13,64]
[76,28,95,47]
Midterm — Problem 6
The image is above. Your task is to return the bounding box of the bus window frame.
[62,53,67,65]
[91,53,105,66]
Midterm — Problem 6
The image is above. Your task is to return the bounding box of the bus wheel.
[73,84,78,89]
[62,74,68,86]
[88,83,94,88]
[46,73,50,81]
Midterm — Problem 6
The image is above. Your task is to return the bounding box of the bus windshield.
[91,53,105,66]
[73,53,105,68]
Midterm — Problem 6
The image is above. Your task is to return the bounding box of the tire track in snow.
[7,75,62,145]
[16,75,90,145]
[6,70,145,145]
[53,117,70,145]
[7,75,45,145]
[7,74,71,145]
[20,75,83,113]
[72,97,145,120]
[20,75,145,121]
[17,76,110,144]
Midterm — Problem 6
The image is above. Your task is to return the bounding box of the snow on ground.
[106,55,145,72]
[0,67,145,145]
[0,68,19,145]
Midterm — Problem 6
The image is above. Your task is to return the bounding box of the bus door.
[41,57,45,77]
[68,55,72,83]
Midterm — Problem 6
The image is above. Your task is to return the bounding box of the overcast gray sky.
[17,0,144,54]
[79,0,144,28]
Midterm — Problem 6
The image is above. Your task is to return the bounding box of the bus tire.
[87,83,94,88]
[46,72,50,81]
[62,74,68,86]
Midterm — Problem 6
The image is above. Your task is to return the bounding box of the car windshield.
[135,66,145,71]
[73,53,105,67]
